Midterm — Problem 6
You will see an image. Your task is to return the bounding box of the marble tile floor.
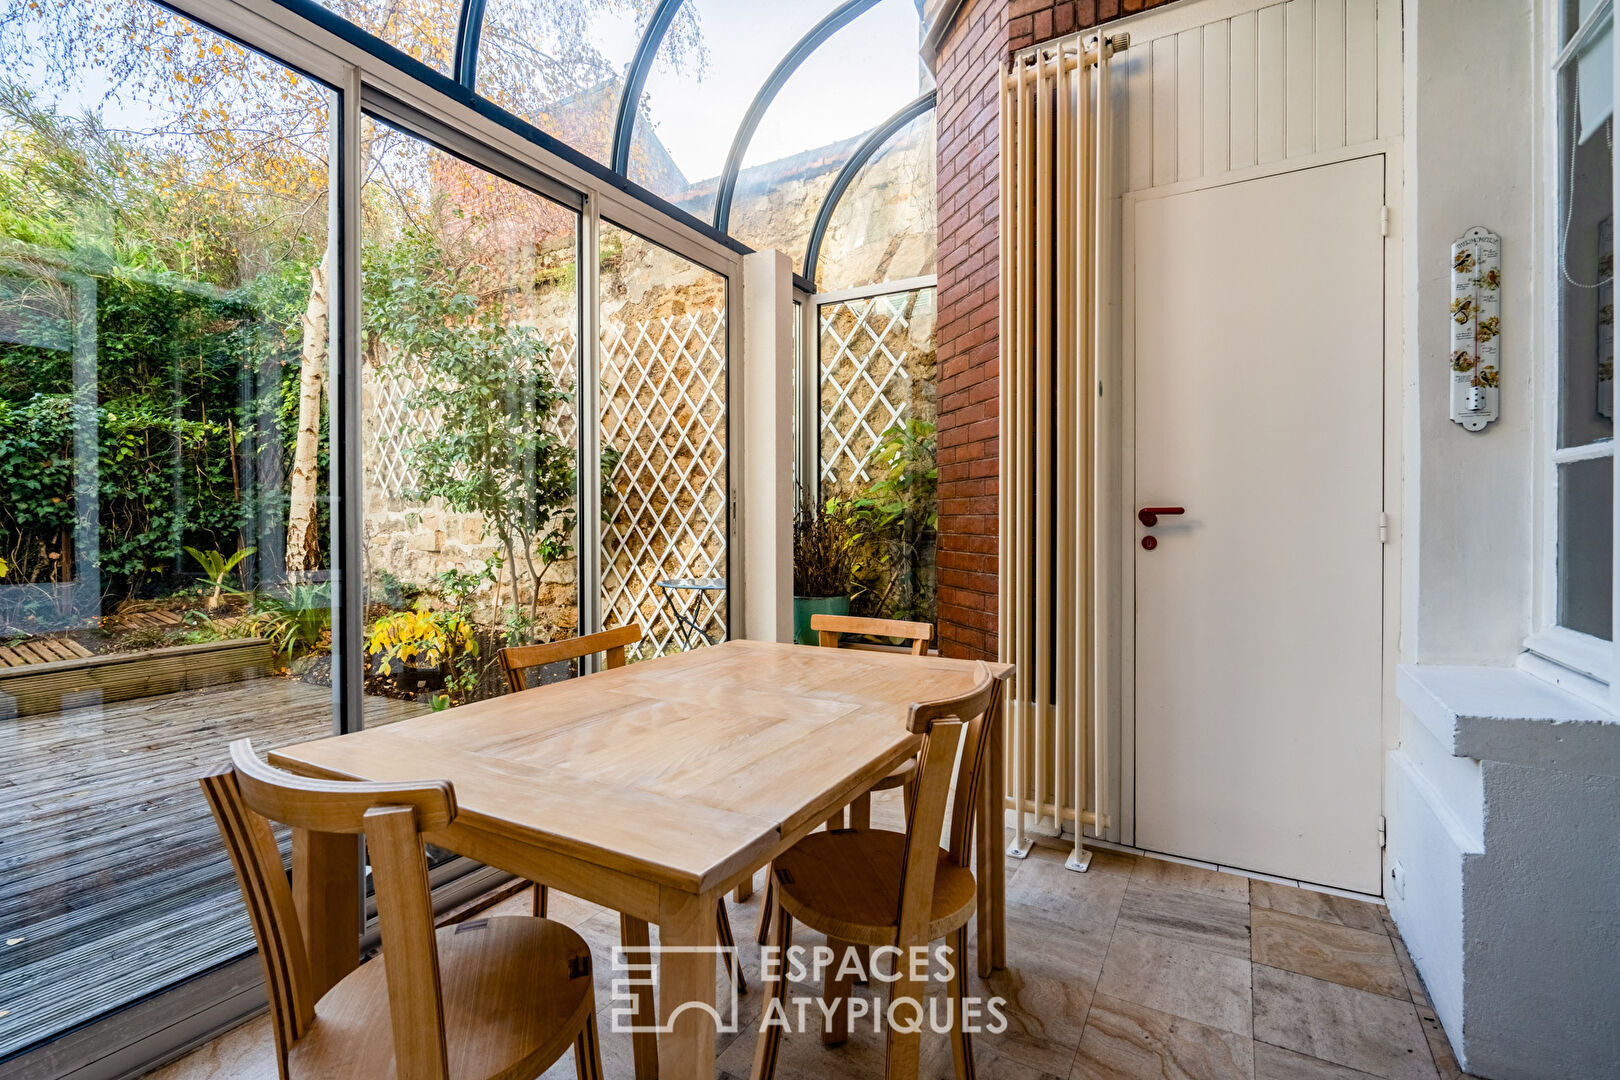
[145,798,1474,1080]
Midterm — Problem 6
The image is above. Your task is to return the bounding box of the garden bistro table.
[655,576,728,650]
[270,640,1011,1079]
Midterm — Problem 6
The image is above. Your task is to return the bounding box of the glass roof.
[728,0,930,276]
[812,107,936,291]
[320,0,936,290]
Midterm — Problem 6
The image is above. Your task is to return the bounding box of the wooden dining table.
[270,639,1013,1079]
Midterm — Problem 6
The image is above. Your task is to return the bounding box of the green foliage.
[829,419,939,624]
[0,88,325,605]
[0,393,254,597]
[432,557,501,611]
[185,544,255,607]
[249,582,331,659]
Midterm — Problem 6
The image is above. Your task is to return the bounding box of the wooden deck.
[0,677,419,1060]
[0,635,94,666]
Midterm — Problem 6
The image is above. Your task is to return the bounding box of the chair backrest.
[497,623,643,693]
[810,613,933,655]
[893,663,1005,947]
[199,739,458,1080]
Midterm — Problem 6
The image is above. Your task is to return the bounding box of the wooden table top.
[271,640,1011,896]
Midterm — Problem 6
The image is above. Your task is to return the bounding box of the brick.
[931,0,1189,660]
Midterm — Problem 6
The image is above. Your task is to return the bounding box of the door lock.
[1138,506,1185,528]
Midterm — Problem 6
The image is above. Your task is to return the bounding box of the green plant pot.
[793,594,849,645]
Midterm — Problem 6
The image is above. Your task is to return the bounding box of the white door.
[1132,156,1386,894]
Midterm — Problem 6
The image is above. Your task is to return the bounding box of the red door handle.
[1138,506,1185,527]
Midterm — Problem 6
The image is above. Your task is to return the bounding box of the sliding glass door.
[0,1,339,1057]
[358,117,584,715]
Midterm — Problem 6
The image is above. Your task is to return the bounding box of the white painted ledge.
[1396,664,1620,777]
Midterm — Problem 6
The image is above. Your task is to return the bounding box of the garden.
[0,0,940,711]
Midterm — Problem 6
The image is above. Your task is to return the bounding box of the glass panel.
[817,288,937,625]
[360,119,582,717]
[627,0,845,221]
[475,0,653,165]
[599,222,728,657]
[313,0,461,72]
[0,3,336,1056]
[1557,456,1613,641]
[1557,63,1616,449]
[814,108,937,292]
[728,0,930,270]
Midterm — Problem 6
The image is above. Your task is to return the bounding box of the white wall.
[1401,0,1537,666]
[1391,9,1620,1075]
[739,249,795,643]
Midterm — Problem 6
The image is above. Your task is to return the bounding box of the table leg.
[657,893,719,1079]
[291,828,360,1000]
[620,914,661,1080]
[977,701,1007,977]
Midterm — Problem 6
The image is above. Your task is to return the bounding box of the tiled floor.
[145,797,1473,1080]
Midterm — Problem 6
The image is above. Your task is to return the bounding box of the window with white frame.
[1549,0,1615,661]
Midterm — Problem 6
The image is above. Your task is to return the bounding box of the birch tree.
[284,248,329,573]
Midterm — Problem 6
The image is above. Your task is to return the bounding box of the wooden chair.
[200,739,604,1080]
[497,624,640,920]
[498,623,746,995]
[813,614,933,832]
[751,663,1004,1080]
[757,613,933,947]
[497,622,641,695]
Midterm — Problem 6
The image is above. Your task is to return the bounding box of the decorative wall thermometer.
[1449,226,1501,431]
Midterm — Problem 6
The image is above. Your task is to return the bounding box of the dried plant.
[793,499,854,598]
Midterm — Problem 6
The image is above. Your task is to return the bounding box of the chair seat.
[773,828,977,948]
[870,754,916,791]
[289,916,595,1080]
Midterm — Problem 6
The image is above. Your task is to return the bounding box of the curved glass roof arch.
[312,0,936,288]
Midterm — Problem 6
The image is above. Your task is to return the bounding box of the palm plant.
[185,546,256,610]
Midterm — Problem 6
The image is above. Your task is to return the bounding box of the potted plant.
[793,499,853,645]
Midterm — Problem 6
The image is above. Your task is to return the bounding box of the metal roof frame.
[803,89,935,285]
[710,0,881,232]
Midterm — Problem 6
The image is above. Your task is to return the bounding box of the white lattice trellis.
[600,309,728,658]
[367,329,579,498]
[818,292,928,485]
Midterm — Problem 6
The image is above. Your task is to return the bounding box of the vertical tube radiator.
[998,31,1124,872]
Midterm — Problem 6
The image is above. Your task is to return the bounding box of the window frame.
[1534,0,1620,703]
[0,0,749,1072]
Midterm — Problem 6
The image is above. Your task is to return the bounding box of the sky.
[10,0,927,188]
[621,0,928,183]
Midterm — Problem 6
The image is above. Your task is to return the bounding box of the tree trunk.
[286,248,330,575]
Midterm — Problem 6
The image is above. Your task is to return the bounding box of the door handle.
[1138,506,1185,527]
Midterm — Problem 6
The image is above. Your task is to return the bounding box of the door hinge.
[1378,814,1388,850]
[1380,206,1390,237]
[1378,512,1390,543]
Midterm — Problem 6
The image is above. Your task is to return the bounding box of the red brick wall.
[932,0,1180,660]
